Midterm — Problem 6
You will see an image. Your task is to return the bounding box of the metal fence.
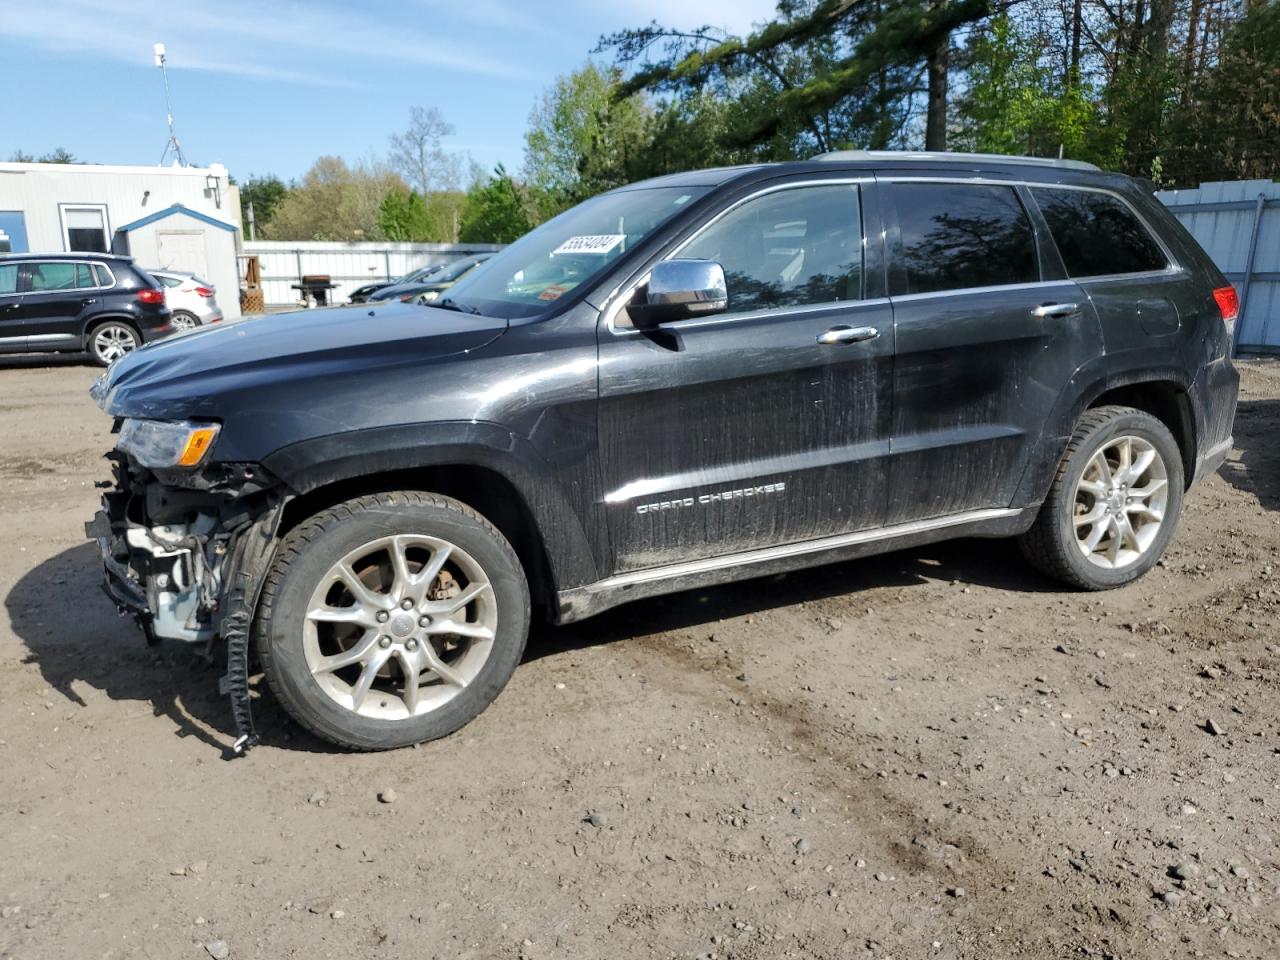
[1156,179,1280,354]
[242,241,504,306]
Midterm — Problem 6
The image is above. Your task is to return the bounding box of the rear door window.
[679,183,864,313]
[0,264,17,295]
[29,262,77,291]
[1030,187,1168,277]
[890,183,1038,295]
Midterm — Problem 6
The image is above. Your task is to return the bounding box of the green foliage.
[957,15,1097,160]
[523,62,654,219]
[262,156,405,241]
[238,174,288,232]
[458,165,532,244]
[378,188,466,243]
[1162,1,1280,186]
[9,147,77,163]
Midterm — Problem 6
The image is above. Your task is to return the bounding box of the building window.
[60,204,110,253]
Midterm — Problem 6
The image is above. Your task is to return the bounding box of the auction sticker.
[553,234,625,255]
[538,284,568,301]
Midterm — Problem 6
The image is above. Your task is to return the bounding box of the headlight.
[117,419,221,468]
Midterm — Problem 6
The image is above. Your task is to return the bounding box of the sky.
[0,0,778,183]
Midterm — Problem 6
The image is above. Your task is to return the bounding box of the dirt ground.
[1,354,1277,960]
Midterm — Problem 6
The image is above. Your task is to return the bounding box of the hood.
[98,301,507,422]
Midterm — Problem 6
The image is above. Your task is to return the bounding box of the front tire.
[170,311,201,331]
[1019,405,1184,590]
[256,491,530,750]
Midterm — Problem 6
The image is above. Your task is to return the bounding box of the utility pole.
[154,42,188,167]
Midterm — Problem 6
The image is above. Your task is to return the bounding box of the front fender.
[259,420,602,590]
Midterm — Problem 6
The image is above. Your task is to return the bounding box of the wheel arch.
[1014,368,1199,506]
[83,313,142,348]
[262,423,603,614]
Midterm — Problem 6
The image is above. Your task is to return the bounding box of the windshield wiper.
[434,297,482,315]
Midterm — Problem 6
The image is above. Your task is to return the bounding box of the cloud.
[0,0,532,85]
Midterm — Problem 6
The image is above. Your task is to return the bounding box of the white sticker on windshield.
[554,234,626,256]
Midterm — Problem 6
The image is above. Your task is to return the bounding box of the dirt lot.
[1,355,1277,960]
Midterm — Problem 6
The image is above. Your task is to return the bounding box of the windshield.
[439,186,708,319]
[433,257,484,284]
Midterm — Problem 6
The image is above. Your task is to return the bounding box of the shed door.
[157,231,208,277]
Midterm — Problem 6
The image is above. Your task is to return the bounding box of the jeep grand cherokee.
[87,151,1238,752]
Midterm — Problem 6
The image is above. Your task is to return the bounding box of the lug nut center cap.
[389,613,416,639]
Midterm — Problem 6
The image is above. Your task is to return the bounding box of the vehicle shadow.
[4,542,334,756]
[0,353,93,370]
[530,535,1052,660]
[7,535,1052,754]
[1217,397,1280,510]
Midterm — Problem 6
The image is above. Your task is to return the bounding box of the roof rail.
[814,149,1100,172]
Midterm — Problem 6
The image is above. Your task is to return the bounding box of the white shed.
[0,161,242,318]
[113,204,239,312]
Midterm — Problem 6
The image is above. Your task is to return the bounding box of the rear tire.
[87,321,141,366]
[255,491,530,751]
[170,311,201,331]
[1019,405,1183,590]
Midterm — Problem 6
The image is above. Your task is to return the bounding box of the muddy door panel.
[888,281,1102,522]
[598,301,893,573]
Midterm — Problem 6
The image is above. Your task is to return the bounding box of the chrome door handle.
[817,325,879,345]
[1032,302,1079,319]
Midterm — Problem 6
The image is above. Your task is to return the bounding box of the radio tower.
[154,42,188,167]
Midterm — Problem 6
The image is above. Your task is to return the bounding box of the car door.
[884,178,1104,524]
[20,260,102,348]
[0,263,24,352]
[597,178,894,573]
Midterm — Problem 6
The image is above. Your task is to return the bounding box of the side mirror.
[631,259,728,325]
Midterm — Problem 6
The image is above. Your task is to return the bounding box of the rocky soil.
[1,355,1277,960]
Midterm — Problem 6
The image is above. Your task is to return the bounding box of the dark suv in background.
[0,253,172,365]
[88,151,1238,753]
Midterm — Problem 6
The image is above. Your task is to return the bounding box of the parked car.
[0,252,172,366]
[88,151,1238,753]
[368,254,491,304]
[349,263,445,303]
[148,270,223,329]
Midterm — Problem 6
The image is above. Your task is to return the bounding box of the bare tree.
[388,106,462,193]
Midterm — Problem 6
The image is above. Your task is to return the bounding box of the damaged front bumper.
[86,453,287,753]
[86,455,269,643]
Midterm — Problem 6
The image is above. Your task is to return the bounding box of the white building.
[0,161,243,318]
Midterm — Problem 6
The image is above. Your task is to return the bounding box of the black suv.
[0,253,172,366]
[87,151,1238,753]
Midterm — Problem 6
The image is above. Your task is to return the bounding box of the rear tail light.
[194,286,214,298]
[137,288,165,306]
[1213,285,1238,323]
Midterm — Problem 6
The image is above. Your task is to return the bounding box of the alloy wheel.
[302,534,497,720]
[1072,435,1169,569]
[92,324,139,364]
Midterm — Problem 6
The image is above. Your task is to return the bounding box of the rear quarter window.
[891,183,1038,295]
[1030,187,1168,277]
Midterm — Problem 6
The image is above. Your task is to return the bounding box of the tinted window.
[892,183,1037,295]
[65,207,108,253]
[75,264,96,288]
[94,264,114,286]
[1031,187,1168,277]
[0,264,16,294]
[680,184,863,313]
[30,262,77,291]
[155,274,183,288]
